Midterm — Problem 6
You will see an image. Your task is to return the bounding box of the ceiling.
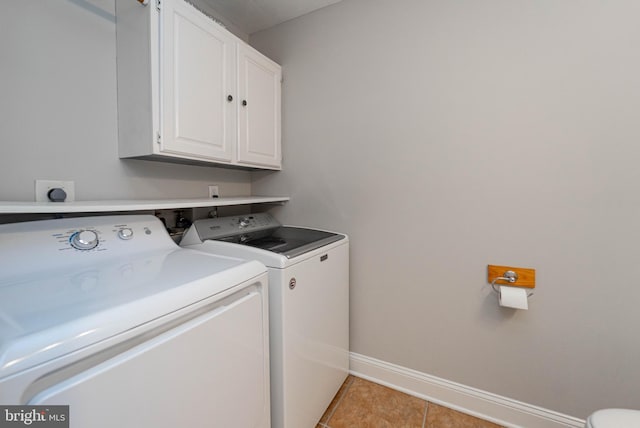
[200,0,344,35]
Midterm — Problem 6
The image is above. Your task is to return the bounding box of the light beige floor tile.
[424,403,503,428]
[327,377,426,428]
[318,375,356,425]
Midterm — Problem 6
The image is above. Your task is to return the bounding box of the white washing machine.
[181,213,349,428]
[0,215,270,428]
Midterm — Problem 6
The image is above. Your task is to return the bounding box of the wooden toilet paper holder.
[487,265,535,296]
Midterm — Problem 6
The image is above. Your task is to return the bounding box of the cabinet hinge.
[156,132,162,145]
[156,0,161,11]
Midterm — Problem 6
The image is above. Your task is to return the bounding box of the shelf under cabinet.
[0,196,289,214]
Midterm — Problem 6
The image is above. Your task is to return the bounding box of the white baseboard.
[349,353,585,428]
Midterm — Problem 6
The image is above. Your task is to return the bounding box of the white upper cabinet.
[161,0,236,162]
[115,0,281,170]
[237,44,282,169]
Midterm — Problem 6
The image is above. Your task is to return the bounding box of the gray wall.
[0,0,251,202]
[250,0,640,419]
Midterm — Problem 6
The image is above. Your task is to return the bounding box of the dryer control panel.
[54,224,141,252]
[0,215,175,276]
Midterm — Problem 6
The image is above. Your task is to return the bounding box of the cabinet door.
[237,44,282,169]
[160,0,236,162]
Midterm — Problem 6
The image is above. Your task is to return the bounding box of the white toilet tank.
[586,409,640,428]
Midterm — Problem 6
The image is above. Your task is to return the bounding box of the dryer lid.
[0,215,266,378]
[0,248,264,378]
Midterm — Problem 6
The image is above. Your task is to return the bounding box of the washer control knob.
[117,228,134,240]
[71,230,99,250]
[239,217,251,228]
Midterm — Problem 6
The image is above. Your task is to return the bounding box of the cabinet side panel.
[115,0,156,158]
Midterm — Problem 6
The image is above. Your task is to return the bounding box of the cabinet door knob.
[227,95,233,102]
[242,100,247,106]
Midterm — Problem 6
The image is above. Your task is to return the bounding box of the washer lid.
[587,409,640,427]
[0,248,265,378]
[240,226,345,259]
[188,214,345,258]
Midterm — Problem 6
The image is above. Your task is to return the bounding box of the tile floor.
[317,376,504,428]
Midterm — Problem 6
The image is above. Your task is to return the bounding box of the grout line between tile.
[422,401,429,428]
[323,376,356,428]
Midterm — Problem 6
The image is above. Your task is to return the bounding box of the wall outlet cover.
[35,180,76,202]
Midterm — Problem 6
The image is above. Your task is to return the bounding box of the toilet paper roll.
[499,285,529,310]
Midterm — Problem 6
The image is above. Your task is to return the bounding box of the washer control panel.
[193,213,280,241]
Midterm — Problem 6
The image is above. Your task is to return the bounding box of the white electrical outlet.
[208,185,219,198]
[35,180,76,202]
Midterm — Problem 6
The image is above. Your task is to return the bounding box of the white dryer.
[0,215,270,428]
[181,213,349,428]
